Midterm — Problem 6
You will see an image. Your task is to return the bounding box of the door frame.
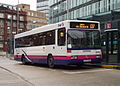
[104,29,119,64]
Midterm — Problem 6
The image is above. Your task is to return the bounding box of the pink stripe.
[14,55,47,59]
[14,55,101,60]
[14,55,71,60]
[54,56,71,60]
[54,55,98,60]
[29,56,47,59]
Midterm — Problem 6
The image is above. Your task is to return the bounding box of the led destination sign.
[70,22,98,29]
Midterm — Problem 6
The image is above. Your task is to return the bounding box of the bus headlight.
[71,56,78,59]
[96,55,101,58]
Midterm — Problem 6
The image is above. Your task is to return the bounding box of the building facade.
[0,3,27,55]
[37,0,49,18]
[18,4,48,30]
[49,0,120,23]
[49,0,120,64]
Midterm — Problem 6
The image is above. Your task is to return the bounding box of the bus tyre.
[76,63,83,68]
[48,55,54,68]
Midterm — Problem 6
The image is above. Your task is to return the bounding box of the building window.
[106,0,110,11]
[7,14,12,19]
[86,6,89,16]
[0,28,4,35]
[13,22,17,27]
[84,6,87,16]
[0,42,3,48]
[0,20,4,27]
[20,22,24,28]
[7,21,11,27]
[0,13,4,18]
[117,0,120,9]
[13,15,16,20]
[0,36,4,40]
[71,11,74,19]
[28,12,30,16]
[20,16,24,21]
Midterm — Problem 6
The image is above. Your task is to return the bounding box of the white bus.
[14,20,102,68]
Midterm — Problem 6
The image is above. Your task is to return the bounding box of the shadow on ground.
[17,62,101,71]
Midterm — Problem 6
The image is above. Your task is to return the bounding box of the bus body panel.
[14,20,102,66]
[14,48,102,65]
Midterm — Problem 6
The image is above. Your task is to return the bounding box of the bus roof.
[15,20,99,38]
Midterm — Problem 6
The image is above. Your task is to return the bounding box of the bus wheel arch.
[21,54,30,65]
[21,54,25,62]
[47,54,54,68]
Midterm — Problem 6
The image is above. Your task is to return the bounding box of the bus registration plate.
[83,59,91,62]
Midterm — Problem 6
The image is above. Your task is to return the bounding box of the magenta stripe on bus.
[77,55,97,59]
[28,56,47,59]
[14,55,100,60]
[54,56,71,60]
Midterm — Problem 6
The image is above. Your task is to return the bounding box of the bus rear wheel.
[47,55,54,68]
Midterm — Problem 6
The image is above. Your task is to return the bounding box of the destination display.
[70,22,98,29]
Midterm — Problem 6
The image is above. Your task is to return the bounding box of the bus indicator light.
[67,50,72,53]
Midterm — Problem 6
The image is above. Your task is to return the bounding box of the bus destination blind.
[70,22,98,29]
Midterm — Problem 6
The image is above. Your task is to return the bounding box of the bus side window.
[46,30,55,45]
[58,28,66,46]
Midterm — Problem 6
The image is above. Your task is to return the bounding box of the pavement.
[89,63,120,69]
[0,55,120,86]
[0,56,33,86]
[100,64,120,69]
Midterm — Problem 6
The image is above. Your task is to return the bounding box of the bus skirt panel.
[14,55,102,65]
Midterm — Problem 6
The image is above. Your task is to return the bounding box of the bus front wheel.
[47,55,54,68]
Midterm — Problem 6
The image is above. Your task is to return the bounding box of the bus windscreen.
[67,29,101,49]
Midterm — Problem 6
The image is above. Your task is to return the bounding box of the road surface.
[0,56,120,86]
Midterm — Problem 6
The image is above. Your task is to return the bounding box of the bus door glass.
[57,28,66,54]
[58,28,66,46]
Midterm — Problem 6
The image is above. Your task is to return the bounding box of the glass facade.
[37,0,49,18]
[49,0,120,24]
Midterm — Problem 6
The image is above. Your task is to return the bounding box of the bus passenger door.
[56,28,66,55]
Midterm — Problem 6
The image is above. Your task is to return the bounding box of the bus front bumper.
[54,58,102,65]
